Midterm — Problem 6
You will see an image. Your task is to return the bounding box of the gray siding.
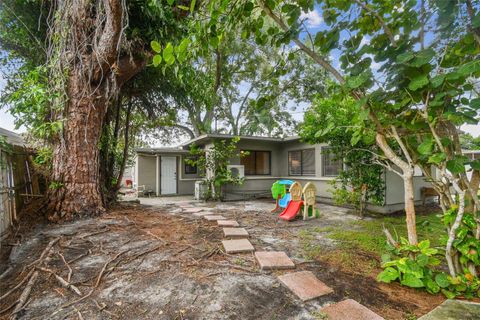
[135,137,435,214]
[136,155,156,191]
[135,153,200,195]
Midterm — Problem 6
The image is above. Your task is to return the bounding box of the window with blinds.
[322,147,343,176]
[184,156,197,174]
[240,150,271,175]
[288,149,315,176]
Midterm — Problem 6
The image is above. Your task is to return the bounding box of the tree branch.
[353,0,398,47]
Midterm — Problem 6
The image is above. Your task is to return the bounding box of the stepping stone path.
[204,215,226,221]
[254,251,295,270]
[320,299,384,320]
[217,220,239,227]
[278,271,333,301]
[183,207,204,213]
[419,299,480,320]
[193,211,215,217]
[223,227,249,238]
[221,239,254,253]
[174,201,386,318]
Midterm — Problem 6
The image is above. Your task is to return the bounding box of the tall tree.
[1,0,184,220]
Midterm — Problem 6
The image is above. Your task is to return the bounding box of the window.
[288,149,315,176]
[184,156,197,174]
[322,147,342,176]
[240,150,271,175]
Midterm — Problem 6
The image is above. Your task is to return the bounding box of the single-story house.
[134,133,438,214]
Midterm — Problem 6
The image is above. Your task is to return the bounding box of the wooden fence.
[0,144,41,241]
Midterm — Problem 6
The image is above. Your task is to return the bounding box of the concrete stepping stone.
[418,299,480,320]
[222,239,254,253]
[193,211,215,217]
[223,227,249,238]
[183,207,203,213]
[320,299,384,320]
[278,271,333,301]
[255,251,295,270]
[217,220,239,227]
[204,215,226,221]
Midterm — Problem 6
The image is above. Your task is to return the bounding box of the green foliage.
[49,181,64,190]
[378,206,480,298]
[0,136,13,169]
[1,66,62,138]
[300,86,384,215]
[378,239,442,293]
[187,137,244,200]
[460,133,480,150]
[32,146,53,178]
[443,207,480,268]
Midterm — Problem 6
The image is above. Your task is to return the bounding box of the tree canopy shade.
[300,85,385,217]
[153,0,480,280]
[0,0,187,219]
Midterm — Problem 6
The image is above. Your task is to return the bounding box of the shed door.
[161,156,177,195]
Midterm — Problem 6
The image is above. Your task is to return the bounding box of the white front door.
[161,156,177,195]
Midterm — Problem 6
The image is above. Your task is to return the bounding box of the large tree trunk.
[47,0,145,221]
[48,76,109,220]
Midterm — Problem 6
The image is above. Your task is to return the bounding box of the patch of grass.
[314,212,445,257]
[298,229,322,260]
[310,311,328,319]
[233,257,246,266]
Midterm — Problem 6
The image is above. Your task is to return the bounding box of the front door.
[161,156,177,195]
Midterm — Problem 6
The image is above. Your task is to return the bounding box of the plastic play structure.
[272,180,319,221]
[271,179,294,212]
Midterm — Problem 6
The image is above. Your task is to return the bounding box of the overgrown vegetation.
[300,87,385,217]
[187,137,244,200]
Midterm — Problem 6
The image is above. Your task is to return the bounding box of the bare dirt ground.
[0,198,444,319]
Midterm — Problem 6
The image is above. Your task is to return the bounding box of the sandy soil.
[0,199,444,319]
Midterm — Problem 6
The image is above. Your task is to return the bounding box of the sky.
[1,6,480,141]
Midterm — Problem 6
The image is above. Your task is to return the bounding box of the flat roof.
[135,147,190,155]
[179,134,300,147]
[0,127,25,146]
[136,134,301,154]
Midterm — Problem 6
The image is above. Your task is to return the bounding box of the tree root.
[37,267,82,296]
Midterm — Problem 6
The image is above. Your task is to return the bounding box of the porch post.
[156,155,160,196]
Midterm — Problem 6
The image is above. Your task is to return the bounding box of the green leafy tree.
[460,133,480,150]
[1,0,185,220]
[300,87,384,217]
[157,0,480,282]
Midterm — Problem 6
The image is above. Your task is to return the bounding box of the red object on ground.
[279,200,303,221]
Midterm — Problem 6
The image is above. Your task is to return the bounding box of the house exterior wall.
[223,139,433,214]
[178,154,200,195]
[135,153,200,195]
[135,137,435,214]
[136,154,157,191]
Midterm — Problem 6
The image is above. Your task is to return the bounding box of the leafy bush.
[378,236,480,298]
[187,137,244,200]
[378,239,442,294]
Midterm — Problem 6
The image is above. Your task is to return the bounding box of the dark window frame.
[240,150,272,176]
[321,147,343,177]
[184,156,198,174]
[288,148,316,176]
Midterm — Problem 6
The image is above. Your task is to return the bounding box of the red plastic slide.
[279,200,303,221]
